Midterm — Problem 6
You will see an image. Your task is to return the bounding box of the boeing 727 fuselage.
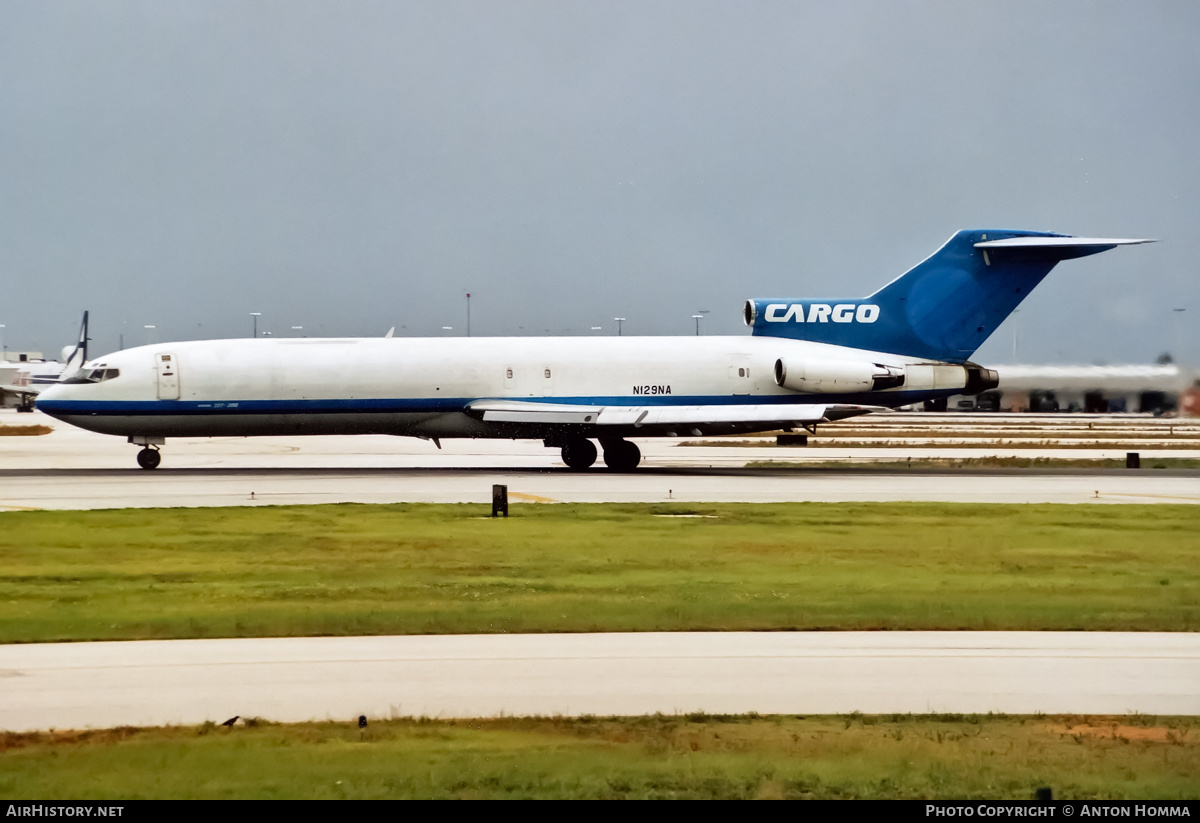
[36,230,1153,470]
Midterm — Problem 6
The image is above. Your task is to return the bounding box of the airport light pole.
[144,325,156,346]
[1173,308,1187,363]
[693,309,710,336]
[614,317,626,336]
[250,312,261,338]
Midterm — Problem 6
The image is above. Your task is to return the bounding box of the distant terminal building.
[932,364,1196,415]
[2,351,46,363]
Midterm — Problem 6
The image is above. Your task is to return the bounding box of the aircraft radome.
[35,230,1153,470]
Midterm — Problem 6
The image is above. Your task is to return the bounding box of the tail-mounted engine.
[774,358,905,393]
[963,365,1000,395]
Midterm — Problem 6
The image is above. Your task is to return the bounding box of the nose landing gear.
[136,447,161,470]
[128,436,166,470]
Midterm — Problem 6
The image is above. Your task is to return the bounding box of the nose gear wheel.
[136,447,161,470]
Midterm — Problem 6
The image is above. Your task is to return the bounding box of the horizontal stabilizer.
[973,237,1155,249]
[467,399,881,430]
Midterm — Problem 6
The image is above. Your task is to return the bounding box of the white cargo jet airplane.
[36,231,1151,470]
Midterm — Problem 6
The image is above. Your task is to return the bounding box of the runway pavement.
[2,410,1198,508]
[2,632,1197,732]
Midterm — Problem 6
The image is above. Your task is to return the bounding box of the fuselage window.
[738,367,746,378]
[544,369,551,379]
[506,369,513,379]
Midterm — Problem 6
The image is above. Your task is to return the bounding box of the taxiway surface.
[2,632,1197,732]
[2,411,1198,508]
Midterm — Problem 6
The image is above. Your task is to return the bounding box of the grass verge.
[686,438,1198,449]
[744,457,1200,470]
[1,502,1197,642]
[2,714,1196,799]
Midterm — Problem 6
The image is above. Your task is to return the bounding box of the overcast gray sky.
[1,0,1196,364]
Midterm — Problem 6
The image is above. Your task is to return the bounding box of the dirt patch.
[1047,723,1187,743]
[0,424,52,436]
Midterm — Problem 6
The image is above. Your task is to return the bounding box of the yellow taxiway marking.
[508,491,559,504]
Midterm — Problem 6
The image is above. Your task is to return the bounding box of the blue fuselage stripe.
[36,390,952,417]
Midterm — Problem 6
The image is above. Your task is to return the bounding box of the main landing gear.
[560,437,597,470]
[557,437,641,471]
[601,438,641,471]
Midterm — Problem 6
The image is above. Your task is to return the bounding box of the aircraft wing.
[466,399,881,431]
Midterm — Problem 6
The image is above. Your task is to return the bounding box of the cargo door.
[156,352,180,400]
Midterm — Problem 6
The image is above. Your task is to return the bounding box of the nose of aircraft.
[35,382,66,403]
[31,383,69,421]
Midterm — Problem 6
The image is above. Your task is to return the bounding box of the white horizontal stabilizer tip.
[974,237,1156,248]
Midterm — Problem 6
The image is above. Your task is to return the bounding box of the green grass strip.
[745,457,1200,469]
[0,502,1197,642]
[2,715,1197,799]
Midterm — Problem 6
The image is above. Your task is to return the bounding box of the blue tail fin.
[745,230,1152,362]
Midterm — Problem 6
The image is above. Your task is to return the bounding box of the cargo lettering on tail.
[764,303,881,324]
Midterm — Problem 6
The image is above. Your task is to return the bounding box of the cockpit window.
[63,367,120,385]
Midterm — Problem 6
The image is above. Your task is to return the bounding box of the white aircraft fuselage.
[35,230,1153,469]
[38,334,953,440]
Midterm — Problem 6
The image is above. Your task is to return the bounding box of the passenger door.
[156,353,180,400]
